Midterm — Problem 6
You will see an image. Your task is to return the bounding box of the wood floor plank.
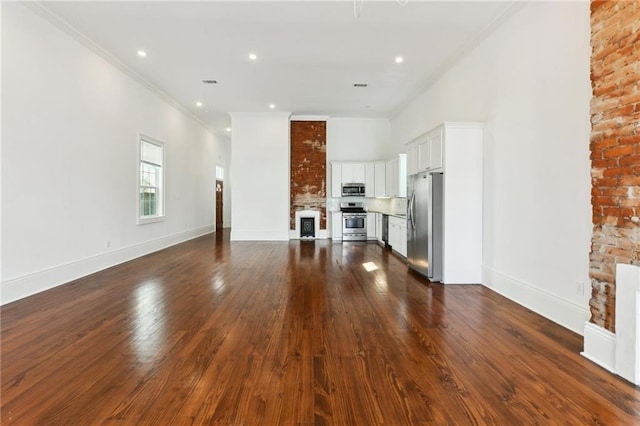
[2,231,640,425]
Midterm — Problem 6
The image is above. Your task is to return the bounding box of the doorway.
[216,180,223,232]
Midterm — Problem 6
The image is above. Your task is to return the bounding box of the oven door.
[342,214,367,240]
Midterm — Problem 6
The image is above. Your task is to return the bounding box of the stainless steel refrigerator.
[407,172,443,281]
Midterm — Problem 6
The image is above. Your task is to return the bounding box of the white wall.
[326,117,391,207]
[327,118,391,162]
[229,112,291,241]
[1,4,220,303]
[390,2,592,334]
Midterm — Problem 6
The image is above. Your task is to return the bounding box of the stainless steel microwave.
[342,183,365,197]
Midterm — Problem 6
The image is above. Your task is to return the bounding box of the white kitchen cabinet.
[341,163,353,184]
[353,163,365,183]
[385,157,397,197]
[388,216,406,257]
[407,128,444,174]
[331,212,342,241]
[407,144,419,176]
[365,163,375,198]
[331,163,342,198]
[366,212,376,240]
[341,163,365,184]
[418,136,430,172]
[428,129,443,170]
[408,122,483,283]
[375,213,383,243]
[388,218,397,250]
[398,222,407,257]
[374,161,386,197]
[386,154,407,198]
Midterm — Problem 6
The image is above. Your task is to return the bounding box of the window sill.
[137,215,165,225]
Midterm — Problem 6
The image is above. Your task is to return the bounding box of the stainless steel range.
[341,202,367,242]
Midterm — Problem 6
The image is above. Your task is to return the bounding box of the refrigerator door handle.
[409,191,416,229]
[409,192,416,230]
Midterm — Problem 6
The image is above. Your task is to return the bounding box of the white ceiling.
[39,1,516,135]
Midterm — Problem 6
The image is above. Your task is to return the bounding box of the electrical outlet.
[576,281,585,296]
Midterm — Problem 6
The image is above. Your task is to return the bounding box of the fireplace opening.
[300,217,315,238]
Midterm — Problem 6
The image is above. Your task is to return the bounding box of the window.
[216,165,224,180]
[138,135,164,224]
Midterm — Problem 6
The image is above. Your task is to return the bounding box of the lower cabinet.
[388,216,407,257]
[331,212,342,241]
[367,213,377,240]
[375,213,384,243]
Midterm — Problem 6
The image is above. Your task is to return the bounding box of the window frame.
[137,134,166,225]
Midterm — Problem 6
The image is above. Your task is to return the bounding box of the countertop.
[367,210,407,219]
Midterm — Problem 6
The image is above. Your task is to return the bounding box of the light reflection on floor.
[132,280,166,363]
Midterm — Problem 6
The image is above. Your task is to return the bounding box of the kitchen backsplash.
[327,197,406,215]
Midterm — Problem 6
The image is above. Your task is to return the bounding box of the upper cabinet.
[427,129,443,170]
[374,161,386,198]
[407,144,418,176]
[385,154,407,198]
[341,163,365,183]
[407,127,444,174]
[331,161,385,198]
[330,156,405,199]
[365,163,375,198]
[330,162,367,197]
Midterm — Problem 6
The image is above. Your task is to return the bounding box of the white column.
[615,263,640,385]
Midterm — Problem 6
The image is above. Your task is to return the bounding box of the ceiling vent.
[353,83,368,88]
[203,80,218,84]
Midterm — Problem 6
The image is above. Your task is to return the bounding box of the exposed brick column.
[589,0,640,332]
[290,121,327,230]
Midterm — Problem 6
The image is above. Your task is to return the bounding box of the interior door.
[216,180,223,232]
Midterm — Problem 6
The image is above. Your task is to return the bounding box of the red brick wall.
[589,0,640,332]
[290,121,327,230]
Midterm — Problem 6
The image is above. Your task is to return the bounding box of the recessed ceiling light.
[137,50,147,57]
[395,56,404,64]
[269,104,276,109]
[226,128,231,132]
[249,53,258,61]
[202,80,218,84]
[353,83,368,88]
[196,102,203,107]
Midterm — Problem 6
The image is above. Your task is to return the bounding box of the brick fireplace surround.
[589,0,640,333]
[290,121,327,232]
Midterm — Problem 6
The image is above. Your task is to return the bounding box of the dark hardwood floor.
[2,230,639,424]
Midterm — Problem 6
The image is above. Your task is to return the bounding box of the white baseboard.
[0,225,215,305]
[230,230,290,241]
[582,322,616,373]
[482,267,590,335]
